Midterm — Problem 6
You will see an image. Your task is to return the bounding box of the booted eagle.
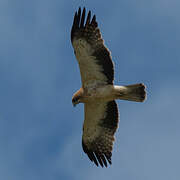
[71,7,146,167]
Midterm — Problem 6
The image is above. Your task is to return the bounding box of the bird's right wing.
[82,100,119,167]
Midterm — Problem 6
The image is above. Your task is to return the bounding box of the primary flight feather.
[71,7,146,167]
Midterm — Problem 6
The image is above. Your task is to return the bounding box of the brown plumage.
[71,7,114,86]
[71,7,146,167]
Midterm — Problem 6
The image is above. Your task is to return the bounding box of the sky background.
[0,0,180,179]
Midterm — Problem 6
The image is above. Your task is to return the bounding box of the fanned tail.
[115,83,146,102]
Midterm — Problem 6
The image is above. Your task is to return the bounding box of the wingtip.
[80,7,86,28]
[92,15,96,21]
[78,7,81,12]
[91,14,98,27]
[77,7,81,18]
[95,152,104,167]
[85,10,91,26]
[71,7,99,45]
[82,139,113,167]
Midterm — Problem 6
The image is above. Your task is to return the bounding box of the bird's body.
[71,7,146,167]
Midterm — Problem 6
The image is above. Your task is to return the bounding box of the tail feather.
[116,83,146,102]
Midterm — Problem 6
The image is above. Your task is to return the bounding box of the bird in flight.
[71,7,146,167]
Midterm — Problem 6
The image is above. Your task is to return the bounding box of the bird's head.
[72,95,81,107]
[72,88,84,107]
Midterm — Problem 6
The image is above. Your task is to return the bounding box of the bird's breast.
[82,85,115,102]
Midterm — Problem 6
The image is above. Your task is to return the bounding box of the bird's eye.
[72,97,78,103]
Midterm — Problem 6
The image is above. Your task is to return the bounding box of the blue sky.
[0,0,180,179]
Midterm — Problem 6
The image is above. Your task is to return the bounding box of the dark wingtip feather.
[85,10,91,26]
[95,152,104,167]
[71,7,99,43]
[88,152,99,167]
[91,153,99,167]
[80,7,86,28]
[82,140,99,167]
[78,7,81,15]
[82,140,113,167]
[91,15,96,23]
[71,8,81,42]
[105,154,112,165]
[83,6,86,13]
[91,15,98,27]
[77,7,81,26]
[101,155,108,167]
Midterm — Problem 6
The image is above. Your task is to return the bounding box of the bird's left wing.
[82,100,119,167]
[71,7,114,88]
